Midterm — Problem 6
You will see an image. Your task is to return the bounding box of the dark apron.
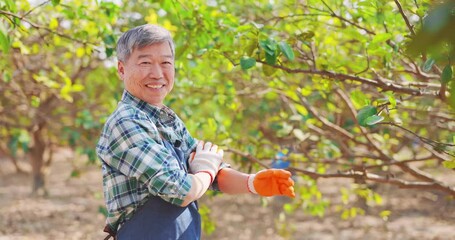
[116,140,201,240]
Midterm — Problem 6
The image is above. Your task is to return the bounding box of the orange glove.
[247,169,295,198]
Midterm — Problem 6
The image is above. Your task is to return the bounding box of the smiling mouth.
[145,84,165,89]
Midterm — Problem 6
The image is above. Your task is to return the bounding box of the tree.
[1,0,453,225]
[114,0,455,220]
[144,0,455,212]
[0,0,120,194]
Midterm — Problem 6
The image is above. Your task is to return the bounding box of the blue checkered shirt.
[96,90,198,232]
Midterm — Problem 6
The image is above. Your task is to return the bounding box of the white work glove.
[189,141,223,183]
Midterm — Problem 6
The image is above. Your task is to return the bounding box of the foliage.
[0,0,121,191]
[144,0,455,201]
[1,0,454,236]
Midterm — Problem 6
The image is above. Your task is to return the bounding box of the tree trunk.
[0,145,26,173]
[29,123,47,195]
[28,95,57,196]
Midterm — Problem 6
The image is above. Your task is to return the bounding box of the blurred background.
[0,0,454,239]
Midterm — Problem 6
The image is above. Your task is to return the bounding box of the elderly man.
[96,24,295,240]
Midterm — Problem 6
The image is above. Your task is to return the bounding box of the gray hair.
[116,24,175,62]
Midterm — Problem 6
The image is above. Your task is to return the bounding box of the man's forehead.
[132,43,173,58]
[136,53,173,59]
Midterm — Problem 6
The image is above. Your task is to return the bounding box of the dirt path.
[0,148,454,240]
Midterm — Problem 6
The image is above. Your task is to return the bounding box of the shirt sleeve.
[177,123,197,161]
[102,115,192,205]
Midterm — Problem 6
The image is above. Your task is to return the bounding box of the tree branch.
[256,60,442,98]
[333,88,450,183]
[227,148,455,197]
[394,0,416,35]
[22,0,51,19]
[378,122,455,157]
[334,88,387,157]
[294,91,356,141]
[287,159,450,197]
[262,2,430,83]
[363,156,439,170]
[0,10,98,47]
[225,148,270,169]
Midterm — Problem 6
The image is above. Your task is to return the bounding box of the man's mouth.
[145,84,165,89]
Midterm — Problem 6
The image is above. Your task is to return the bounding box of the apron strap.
[103,224,117,240]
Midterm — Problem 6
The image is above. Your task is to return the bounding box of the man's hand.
[248,169,295,198]
[189,141,223,183]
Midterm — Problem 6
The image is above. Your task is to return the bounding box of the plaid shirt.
[96,90,198,232]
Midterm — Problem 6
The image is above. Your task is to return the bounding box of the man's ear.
[118,61,125,80]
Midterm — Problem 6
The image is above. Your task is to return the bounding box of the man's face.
[118,42,175,107]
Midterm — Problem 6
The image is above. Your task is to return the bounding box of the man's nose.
[147,63,163,79]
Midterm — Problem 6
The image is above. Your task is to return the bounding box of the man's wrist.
[247,174,257,194]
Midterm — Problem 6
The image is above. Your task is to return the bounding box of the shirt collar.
[121,90,176,122]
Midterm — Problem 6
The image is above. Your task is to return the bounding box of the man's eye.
[162,61,172,65]
[140,62,151,65]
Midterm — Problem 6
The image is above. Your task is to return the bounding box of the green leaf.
[422,58,435,72]
[259,39,277,56]
[31,96,40,108]
[371,33,392,44]
[51,0,61,6]
[98,206,108,217]
[0,30,11,54]
[72,84,85,92]
[2,71,12,83]
[295,104,308,115]
[70,169,80,178]
[243,40,257,56]
[106,47,114,57]
[279,42,295,61]
[49,18,59,30]
[442,160,455,169]
[283,203,295,214]
[263,64,278,76]
[4,0,17,12]
[8,136,18,158]
[356,105,377,127]
[84,148,97,164]
[297,31,315,41]
[385,92,397,108]
[350,90,369,109]
[376,12,385,24]
[103,34,116,46]
[199,205,216,235]
[240,57,256,70]
[265,51,277,65]
[365,115,384,126]
[450,77,455,109]
[388,96,397,108]
[441,65,453,84]
[380,210,391,221]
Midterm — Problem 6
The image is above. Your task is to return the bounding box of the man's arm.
[181,172,213,206]
[181,141,223,206]
[216,168,250,194]
[216,167,296,198]
[100,115,224,207]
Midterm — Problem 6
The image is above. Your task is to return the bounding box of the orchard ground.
[0,148,454,240]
